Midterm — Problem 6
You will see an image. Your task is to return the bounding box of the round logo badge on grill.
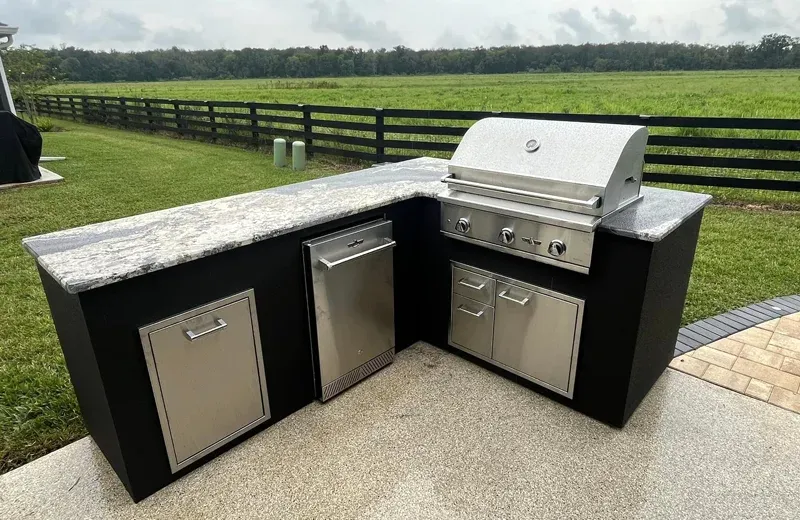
[525,138,540,153]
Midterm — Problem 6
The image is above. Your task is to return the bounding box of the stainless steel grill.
[439,118,648,273]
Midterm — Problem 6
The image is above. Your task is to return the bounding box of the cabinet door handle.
[458,278,486,291]
[457,305,485,318]
[185,318,228,341]
[498,291,530,306]
[442,173,602,209]
[318,239,396,270]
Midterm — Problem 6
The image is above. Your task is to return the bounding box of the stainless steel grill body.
[439,118,648,272]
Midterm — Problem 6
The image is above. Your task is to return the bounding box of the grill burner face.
[438,118,649,273]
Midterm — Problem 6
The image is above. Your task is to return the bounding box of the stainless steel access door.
[305,219,396,401]
[492,281,584,398]
[140,290,270,473]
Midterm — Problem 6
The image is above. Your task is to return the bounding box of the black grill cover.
[0,111,42,184]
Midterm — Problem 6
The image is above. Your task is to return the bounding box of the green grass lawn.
[0,121,343,473]
[1,120,799,474]
[684,205,800,323]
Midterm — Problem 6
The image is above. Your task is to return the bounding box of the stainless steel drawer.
[450,294,494,358]
[492,281,581,396]
[140,290,270,473]
[452,265,495,306]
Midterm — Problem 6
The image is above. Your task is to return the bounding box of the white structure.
[0,22,19,114]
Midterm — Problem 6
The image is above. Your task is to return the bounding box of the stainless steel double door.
[305,220,396,397]
[449,263,584,398]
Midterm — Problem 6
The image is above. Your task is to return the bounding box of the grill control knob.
[499,228,515,245]
[548,240,566,257]
[455,218,470,234]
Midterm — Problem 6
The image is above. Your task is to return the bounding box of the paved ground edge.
[674,295,800,358]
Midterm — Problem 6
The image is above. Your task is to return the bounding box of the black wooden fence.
[28,94,800,192]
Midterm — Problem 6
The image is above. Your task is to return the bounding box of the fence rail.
[26,94,800,192]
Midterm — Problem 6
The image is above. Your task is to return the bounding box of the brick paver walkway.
[670,312,800,413]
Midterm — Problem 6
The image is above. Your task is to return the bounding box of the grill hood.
[445,118,648,217]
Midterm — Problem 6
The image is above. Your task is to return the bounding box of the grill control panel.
[441,203,594,274]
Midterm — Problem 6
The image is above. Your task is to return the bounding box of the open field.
[2,120,800,474]
[47,71,800,117]
[43,70,800,208]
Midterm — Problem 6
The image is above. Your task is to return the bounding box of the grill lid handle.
[441,174,602,210]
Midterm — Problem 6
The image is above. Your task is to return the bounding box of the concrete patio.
[1,342,799,519]
[0,166,63,191]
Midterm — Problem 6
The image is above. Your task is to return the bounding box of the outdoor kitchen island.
[22,156,711,502]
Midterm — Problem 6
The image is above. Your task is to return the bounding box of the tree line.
[2,34,798,84]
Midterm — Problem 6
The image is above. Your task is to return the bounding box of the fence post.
[300,104,313,157]
[76,96,84,121]
[208,101,217,143]
[173,100,182,134]
[99,98,106,122]
[144,100,153,130]
[119,98,128,127]
[249,102,259,145]
[43,96,51,115]
[83,97,91,122]
[375,107,385,164]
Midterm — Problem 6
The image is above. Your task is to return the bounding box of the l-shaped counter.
[23,157,711,501]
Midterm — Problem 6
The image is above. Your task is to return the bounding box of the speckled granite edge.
[22,158,449,294]
[22,157,712,294]
[600,186,712,241]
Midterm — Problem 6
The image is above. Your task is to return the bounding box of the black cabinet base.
[38,197,703,501]
[424,208,704,428]
[39,199,427,502]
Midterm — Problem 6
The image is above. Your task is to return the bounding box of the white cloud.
[720,0,791,37]
[593,7,648,41]
[551,8,608,44]
[484,23,523,46]
[308,0,403,49]
[3,0,798,51]
[434,28,472,49]
[151,27,205,49]
[7,0,145,45]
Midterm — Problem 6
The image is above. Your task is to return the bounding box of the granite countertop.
[22,157,711,294]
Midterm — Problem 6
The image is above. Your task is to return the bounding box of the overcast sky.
[4,0,799,51]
